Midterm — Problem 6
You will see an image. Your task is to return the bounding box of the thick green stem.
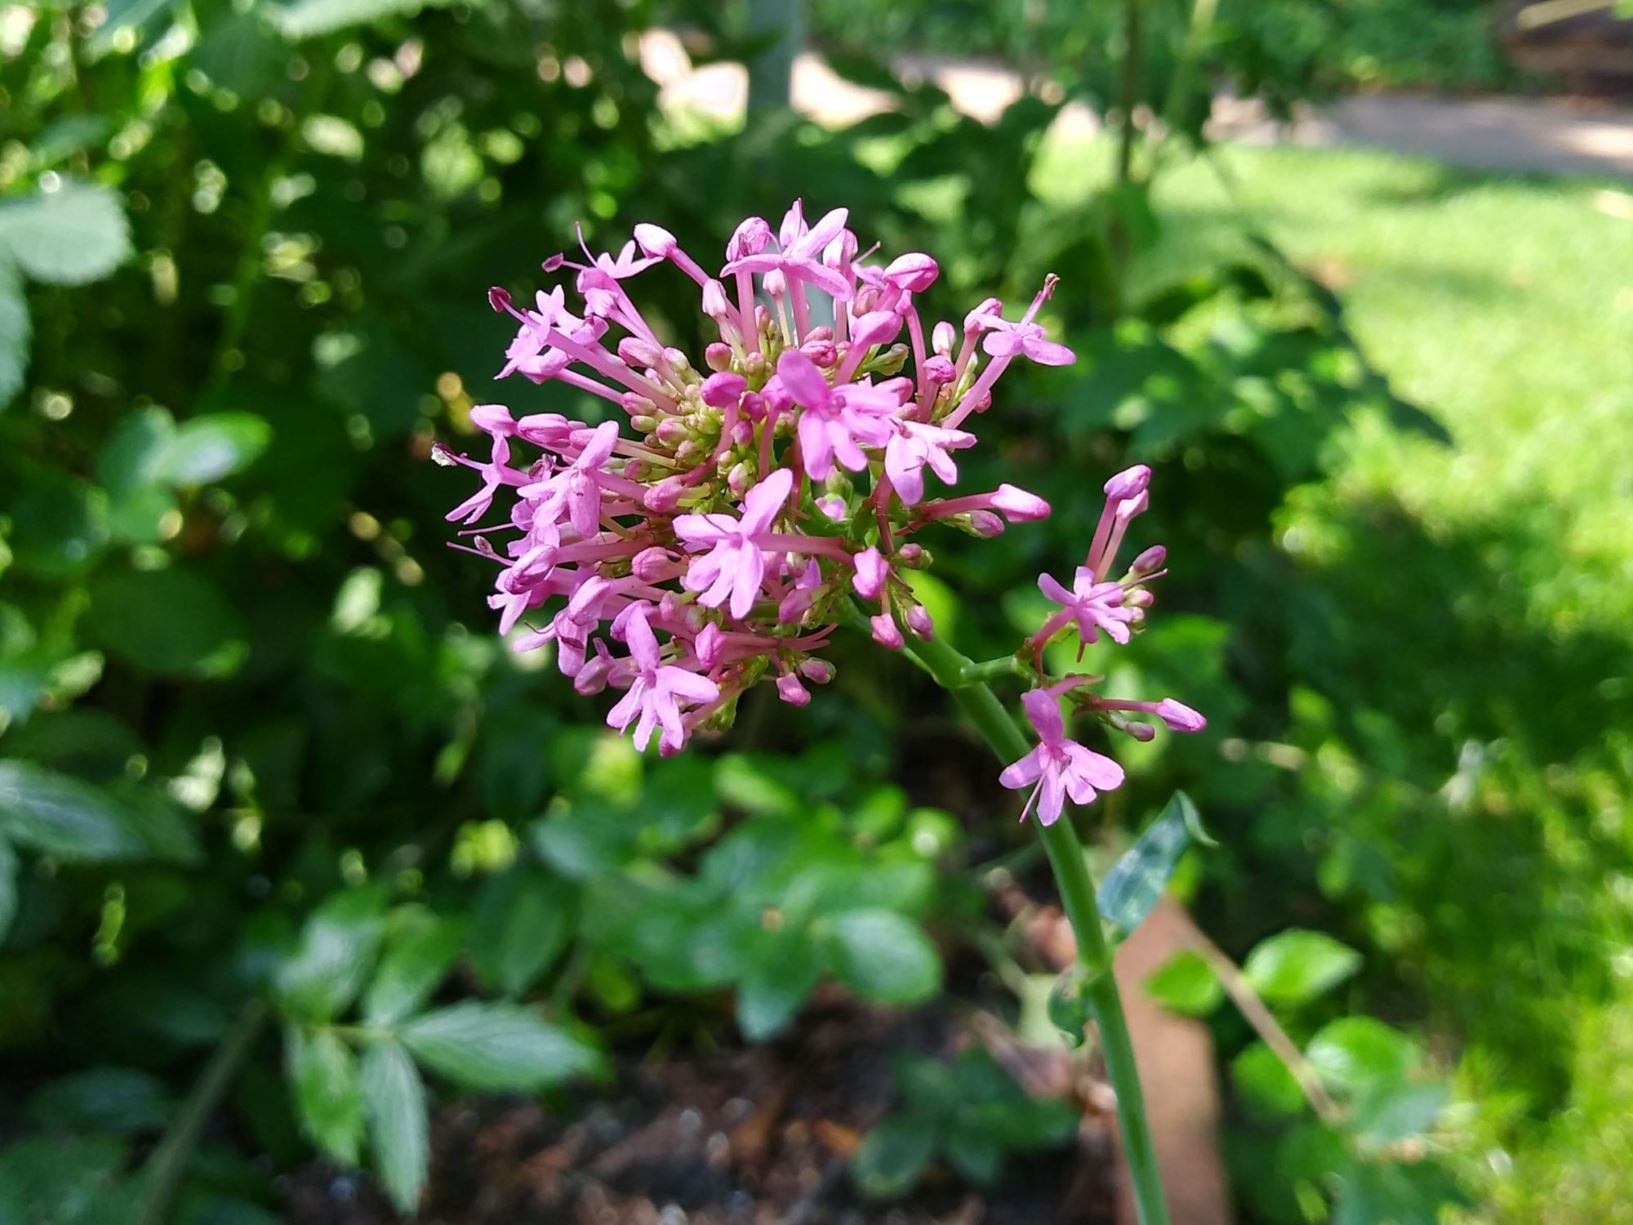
[906,631,1171,1225]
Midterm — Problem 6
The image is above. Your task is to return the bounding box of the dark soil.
[282,997,1120,1225]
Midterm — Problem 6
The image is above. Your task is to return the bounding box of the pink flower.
[777,351,897,480]
[606,608,720,753]
[722,201,853,299]
[885,419,976,505]
[520,420,619,537]
[673,469,792,618]
[1038,566,1140,648]
[999,690,1125,824]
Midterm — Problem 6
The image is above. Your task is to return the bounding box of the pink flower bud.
[851,309,903,351]
[516,413,577,446]
[1156,699,1206,732]
[654,418,690,446]
[885,252,939,292]
[964,297,1002,333]
[824,228,858,268]
[1103,464,1151,500]
[817,494,847,522]
[695,622,725,668]
[620,392,656,416]
[775,672,811,706]
[731,419,755,445]
[617,336,664,369]
[968,510,1004,538]
[870,612,904,649]
[852,547,889,599]
[727,216,772,259]
[704,342,734,372]
[701,279,731,320]
[1130,545,1166,576]
[643,476,689,512]
[932,321,956,356]
[896,543,925,567]
[799,658,836,684]
[906,603,934,640]
[1116,490,1149,522]
[633,223,677,257]
[726,463,751,497]
[763,268,787,299]
[921,355,955,386]
[469,404,516,435]
[801,341,837,367]
[701,372,747,408]
[632,546,675,582]
[1124,720,1157,742]
[574,651,613,695]
[992,484,1051,522]
[1124,588,1155,609]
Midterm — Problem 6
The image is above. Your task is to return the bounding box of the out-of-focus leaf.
[1046,966,1093,1048]
[84,567,246,679]
[286,1026,364,1165]
[269,0,461,40]
[5,473,108,579]
[851,1115,936,1200]
[0,760,146,861]
[274,888,388,1022]
[943,1124,1003,1186]
[26,1067,174,1134]
[0,182,131,286]
[30,117,112,169]
[823,909,941,1005]
[1244,929,1362,1005]
[1144,948,1224,1016]
[1307,1017,1423,1096]
[359,1041,429,1215]
[0,259,29,406]
[400,1002,605,1091]
[1350,1080,1449,1147]
[86,0,181,54]
[736,929,822,1042]
[0,1134,128,1225]
[1232,1041,1306,1117]
[1333,1156,1465,1225]
[156,414,272,486]
[0,836,16,944]
[467,868,574,997]
[363,910,465,1025]
[1098,791,1205,938]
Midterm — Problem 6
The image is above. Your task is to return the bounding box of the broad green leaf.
[1231,1042,1306,1117]
[157,414,272,486]
[851,1115,936,1200]
[275,888,388,1022]
[1307,1018,1423,1097]
[95,408,178,543]
[1143,949,1224,1016]
[1046,966,1094,1048]
[0,836,16,944]
[736,931,822,1042]
[0,259,28,406]
[0,182,131,286]
[823,909,941,1005]
[1350,1080,1449,1148]
[943,1124,1003,1186]
[363,910,465,1025]
[1244,929,1362,1005]
[467,868,575,997]
[86,0,181,54]
[27,1066,174,1134]
[1097,791,1207,938]
[1333,1156,1464,1225]
[359,1041,429,1215]
[84,567,246,678]
[0,760,146,861]
[269,0,461,40]
[287,1027,364,1165]
[0,1134,128,1225]
[400,1002,605,1092]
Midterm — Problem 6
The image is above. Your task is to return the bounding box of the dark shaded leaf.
[287,1026,364,1165]
[274,888,388,1022]
[823,909,941,1005]
[852,1115,936,1200]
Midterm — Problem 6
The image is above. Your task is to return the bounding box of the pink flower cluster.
[437,201,1201,822]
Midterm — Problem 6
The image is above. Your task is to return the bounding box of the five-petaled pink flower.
[1038,566,1140,650]
[521,420,619,537]
[778,351,898,480]
[1000,689,1126,825]
[885,418,976,505]
[723,203,853,299]
[674,469,792,618]
[606,607,721,753]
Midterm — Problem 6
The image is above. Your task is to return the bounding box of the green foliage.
[853,1050,1079,1199]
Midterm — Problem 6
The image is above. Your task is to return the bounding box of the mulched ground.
[283,996,1122,1225]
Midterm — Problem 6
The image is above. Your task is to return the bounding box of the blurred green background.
[2,0,1631,1221]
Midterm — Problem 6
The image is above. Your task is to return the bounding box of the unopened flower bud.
[896,543,927,567]
[763,268,787,299]
[775,672,811,707]
[1123,588,1155,609]
[617,336,664,369]
[799,658,836,684]
[573,652,613,695]
[851,310,901,351]
[727,215,772,259]
[643,478,688,513]
[630,414,658,434]
[664,347,691,373]
[1103,464,1152,501]
[852,547,889,599]
[633,223,677,257]
[906,604,934,640]
[1123,720,1157,742]
[695,622,725,668]
[921,355,955,385]
[1130,544,1167,576]
[701,371,747,408]
[705,341,734,372]
[824,229,858,268]
[870,612,904,650]
[726,462,751,497]
[701,279,731,320]
[655,418,690,446]
[992,484,1051,522]
[541,252,566,272]
[885,252,939,293]
[817,494,847,522]
[620,392,657,416]
[1156,699,1206,732]
[932,320,956,356]
[632,546,675,581]
[967,510,1004,538]
[854,286,880,315]
[801,341,836,367]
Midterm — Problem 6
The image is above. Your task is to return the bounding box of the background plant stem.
[904,631,1172,1225]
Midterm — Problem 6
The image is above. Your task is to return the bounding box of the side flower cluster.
[437,201,1201,822]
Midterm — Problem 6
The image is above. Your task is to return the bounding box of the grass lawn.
[1034,136,1633,1219]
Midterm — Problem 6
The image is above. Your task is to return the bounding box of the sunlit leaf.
[0,182,131,286]
[269,0,465,40]
[400,1002,605,1091]
[0,760,147,861]
[360,1041,429,1214]
[1244,929,1362,1006]
[287,1026,364,1165]
[823,909,941,1005]
[1097,791,1205,938]
[363,909,465,1026]
[275,888,388,1023]
[156,414,272,486]
[1144,948,1224,1016]
[0,259,28,406]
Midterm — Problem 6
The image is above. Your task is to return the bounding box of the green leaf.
[400,1002,605,1092]
[25,1066,174,1134]
[467,868,575,997]
[1231,1042,1306,1117]
[156,414,272,486]
[95,408,179,543]
[0,760,147,861]
[736,931,822,1042]
[84,567,246,678]
[0,182,131,286]
[0,835,16,944]
[287,1026,364,1165]
[1350,1080,1449,1148]
[359,1041,429,1215]
[0,258,28,406]
[851,1115,937,1200]
[1143,949,1224,1016]
[943,1124,1004,1186]
[275,888,388,1022]
[0,1135,129,1225]
[1097,791,1206,938]
[269,0,461,40]
[1046,966,1095,1048]
[1333,1156,1463,1225]
[1307,1018,1423,1097]
[362,910,465,1026]
[1244,929,1362,1005]
[823,909,941,1005]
